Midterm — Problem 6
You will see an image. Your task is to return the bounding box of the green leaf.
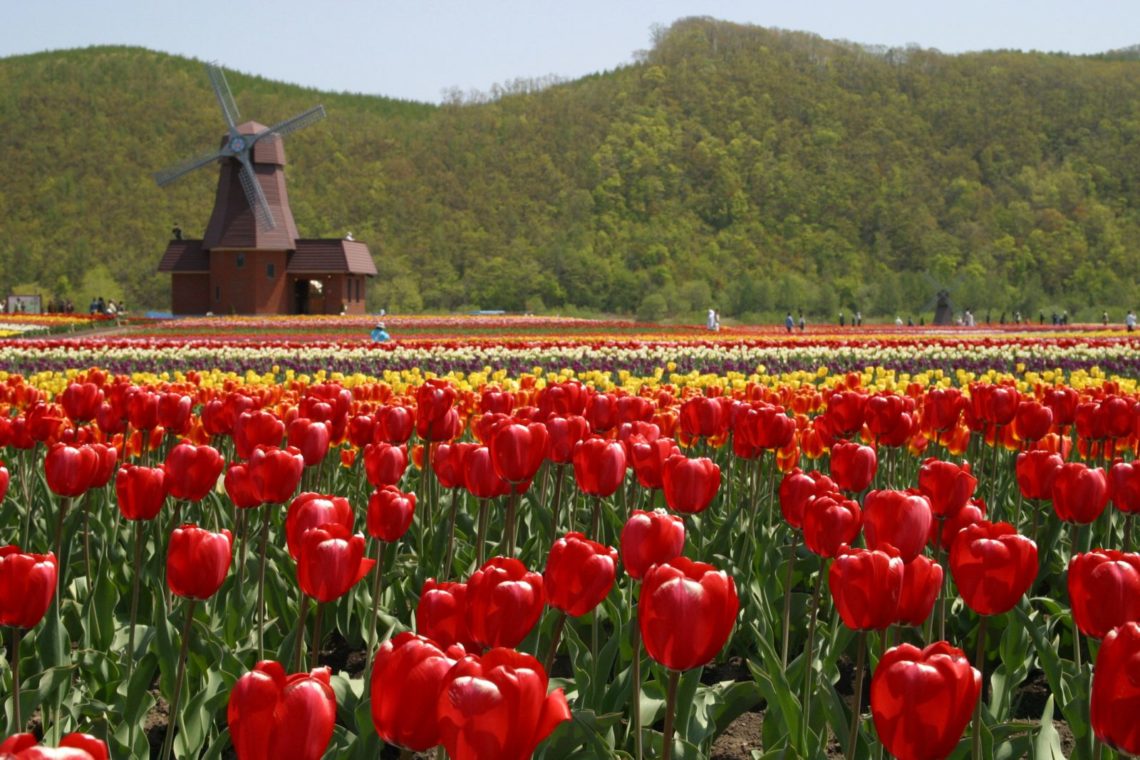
[1034,696,1066,760]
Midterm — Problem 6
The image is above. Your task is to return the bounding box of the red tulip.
[489,422,548,485]
[437,647,571,760]
[545,415,591,464]
[296,524,375,603]
[367,486,417,542]
[662,455,720,514]
[585,392,618,433]
[1090,621,1140,755]
[1044,387,1079,427]
[863,489,933,562]
[466,557,545,649]
[1068,550,1140,639]
[917,459,977,518]
[362,442,408,487]
[544,532,618,617]
[829,441,877,493]
[620,508,686,580]
[60,382,104,423]
[929,497,987,552]
[234,409,285,460]
[287,418,331,467]
[346,414,375,448]
[371,632,464,752]
[679,396,729,439]
[164,442,224,502]
[871,642,981,760]
[1015,449,1063,501]
[156,393,193,435]
[895,555,943,627]
[375,404,415,444]
[778,469,838,529]
[44,442,100,497]
[615,395,654,425]
[539,380,588,418]
[742,403,797,451]
[0,546,57,628]
[829,545,904,630]
[285,493,354,560]
[949,521,1037,616]
[1051,462,1109,524]
[125,389,159,431]
[1012,401,1053,443]
[462,445,511,499]
[248,445,304,504]
[114,464,167,521]
[571,437,626,498]
[227,660,337,760]
[416,386,461,442]
[1098,395,1134,439]
[166,524,232,600]
[639,557,738,671]
[865,394,911,441]
[433,441,476,489]
[826,390,867,437]
[1109,460,1140,514]
[923,387,964,433]
[416,579,478,650]
[629,437,680,490]
[224,462,262,509]
[0,733,109,760]
[802,492,863,558]
[88,443,118,488]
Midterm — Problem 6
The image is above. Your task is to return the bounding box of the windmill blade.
[255,105,326,143]
[237,154,276,230]
[207,63,240,130]
[154,147,227,187]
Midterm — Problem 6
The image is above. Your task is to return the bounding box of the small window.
[214,285,220,302]
[267,263,275,279]
[236,253,245,268]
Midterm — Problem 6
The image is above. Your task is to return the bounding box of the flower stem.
[442,489,459,580]
[542,609,567,674]
[126,520,144,745]
[476,499,489,567]
[550,464,566,539]
[801,561,824,751]
[160,600,197,760]
[505,489,520,557]
[310,603,323,670]
[781,533,799,668]
[630,612,643,760]
[972,616,988,760]
[256,504,271,660]
[292,596,310,673]
[10,626,22,733]
[365,541,387,672]
[589,496,602,542]
[661,669,681,760]
[846,630,868,760]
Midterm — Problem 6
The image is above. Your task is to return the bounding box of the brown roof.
[290,239,377,275]
[202,125,299,251]
[157,240,209,272]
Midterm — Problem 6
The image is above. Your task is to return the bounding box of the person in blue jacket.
[370,322,390,342]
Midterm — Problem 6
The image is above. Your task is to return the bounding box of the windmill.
[154,62,325,232]
[921,272,967,326]
[154,63,376,316]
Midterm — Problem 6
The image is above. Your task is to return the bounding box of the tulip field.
[1,316,1140,759]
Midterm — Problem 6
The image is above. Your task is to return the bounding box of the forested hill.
[4,18,1140,320]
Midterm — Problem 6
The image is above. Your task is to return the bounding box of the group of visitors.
[88,296,125,317]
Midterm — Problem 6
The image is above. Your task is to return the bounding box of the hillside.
[3,19,1140,320]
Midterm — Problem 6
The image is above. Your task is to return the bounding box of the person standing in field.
[1127,311,1136,332]
[784,312,794,333]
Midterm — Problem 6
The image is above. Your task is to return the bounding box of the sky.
[3,0,1139,103]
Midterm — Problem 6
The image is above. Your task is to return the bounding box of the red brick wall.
[171,274,210,315]
[209,250,288,314]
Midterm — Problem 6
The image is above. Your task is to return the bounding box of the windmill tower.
[156,63,376,315]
